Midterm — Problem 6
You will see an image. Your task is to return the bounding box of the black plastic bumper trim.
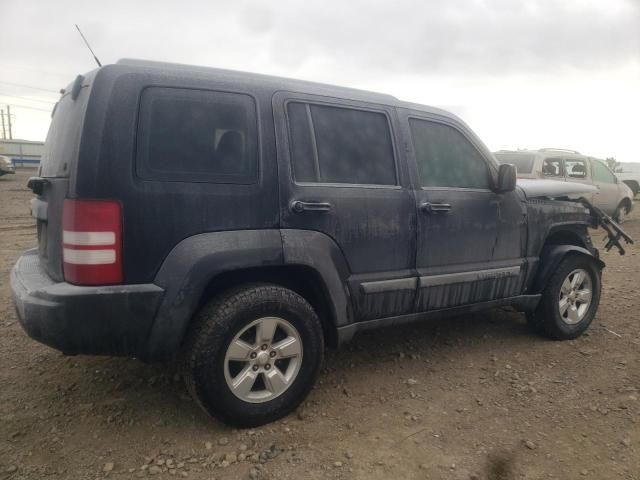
[11,249,164,357]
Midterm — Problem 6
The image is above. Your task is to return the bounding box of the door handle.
[420,202,451,214]
[290,200,332,213]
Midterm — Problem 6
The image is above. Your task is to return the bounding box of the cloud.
[0,0,638,162]
[1,0,638,82]
[234,0,640,77]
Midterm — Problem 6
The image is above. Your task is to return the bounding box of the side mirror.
[496,163,517,193]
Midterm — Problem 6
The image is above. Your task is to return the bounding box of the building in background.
[0,139,44,167]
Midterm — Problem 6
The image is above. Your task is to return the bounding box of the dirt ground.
[1,168,638,480]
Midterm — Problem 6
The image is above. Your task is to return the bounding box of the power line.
[0,93,56,105]
[4,104,52,113]
[0,81,60,94]
[7,65,72,80]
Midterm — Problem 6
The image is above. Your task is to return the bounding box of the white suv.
[495,148,634,222]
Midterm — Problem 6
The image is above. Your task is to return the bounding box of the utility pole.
[6,105,13,140]
[0,109,6,140]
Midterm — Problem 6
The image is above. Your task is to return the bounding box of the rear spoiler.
[580,199,634,255]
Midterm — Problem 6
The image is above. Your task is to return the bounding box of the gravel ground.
[1,169,639,480]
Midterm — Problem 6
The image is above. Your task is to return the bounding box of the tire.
[182,284,324,427]
[613,201,630,224]
[527,254,601,340]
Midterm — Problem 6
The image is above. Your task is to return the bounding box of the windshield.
[494,152,535,174]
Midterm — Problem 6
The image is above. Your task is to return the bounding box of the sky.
[1,0,639,162]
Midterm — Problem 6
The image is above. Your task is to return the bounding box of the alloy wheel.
[558,268,593,325]
[223,316,303,403]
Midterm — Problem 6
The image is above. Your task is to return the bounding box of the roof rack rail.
[539,148,581,154]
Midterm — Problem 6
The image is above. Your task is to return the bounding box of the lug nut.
[264,364,271,370]
[250,352,257,359]
[261,344,268,351]
[252,365,259,371]
[269,351,276,358]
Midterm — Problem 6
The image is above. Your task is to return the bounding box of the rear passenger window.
[136,87,258,183]
[287,102,397,185]
[409,119,490,189]
[545,157,566,177]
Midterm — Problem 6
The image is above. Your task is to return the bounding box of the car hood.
[516,179,597,200]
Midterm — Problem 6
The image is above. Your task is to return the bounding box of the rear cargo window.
[136,87,258,183]
[40,93,87,178]
[287,102,397,185]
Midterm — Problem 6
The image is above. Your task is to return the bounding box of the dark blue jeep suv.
[11,59,605,426]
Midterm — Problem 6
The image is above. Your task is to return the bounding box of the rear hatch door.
[30,76,91,282]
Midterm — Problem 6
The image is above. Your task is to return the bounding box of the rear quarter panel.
[73,65,280,283]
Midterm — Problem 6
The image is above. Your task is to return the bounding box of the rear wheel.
[527,254,601,340]
[182,284,324,427]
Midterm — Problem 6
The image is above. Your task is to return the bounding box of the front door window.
[409,119,490,189]
[566,159,588,179]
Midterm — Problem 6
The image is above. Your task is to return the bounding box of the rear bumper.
[11,249,164,357]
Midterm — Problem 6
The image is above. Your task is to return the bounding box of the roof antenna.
[75,24,102,67]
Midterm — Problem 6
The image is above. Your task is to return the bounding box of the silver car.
[495,148,634,222]
[0,155,16,176]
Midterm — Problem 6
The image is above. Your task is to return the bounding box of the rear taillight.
[62,199,123,285]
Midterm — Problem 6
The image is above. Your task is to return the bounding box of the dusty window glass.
[543,157,565,177]
[409,119,490,189]
[136,87,258,183]
[591,160,616,184]
[287,102,397,185]
[287,102,317,182]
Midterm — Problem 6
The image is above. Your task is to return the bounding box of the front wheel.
[527,254,602,340]
[614,202,630,224]
[182,285,324,427]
